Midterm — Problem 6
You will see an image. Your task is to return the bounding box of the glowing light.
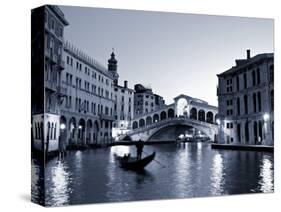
[60,123,66,130]
[179,134,184,139]
[216,119,221,125]
[78,125,82,129]
[263,113,270,121]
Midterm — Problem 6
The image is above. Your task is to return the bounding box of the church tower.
[108,50,119,85]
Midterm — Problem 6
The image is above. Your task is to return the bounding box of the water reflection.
[210,153,225,195]
[34,143,274,206]
[259,156,274,192]
[45,160,72,206]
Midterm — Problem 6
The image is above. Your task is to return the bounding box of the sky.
[60,6,274,106]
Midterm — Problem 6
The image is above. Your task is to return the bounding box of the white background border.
[0,0,279,211]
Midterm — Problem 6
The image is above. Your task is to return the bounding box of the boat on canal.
[115,152,156,170]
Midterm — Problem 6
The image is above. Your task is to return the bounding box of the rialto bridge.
[119,94,219,142]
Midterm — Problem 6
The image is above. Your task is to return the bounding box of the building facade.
[60,42,116,145]
[134,84,165,116]
[107,52,135,139]
[32,5,69,154]
[217,50,274,146]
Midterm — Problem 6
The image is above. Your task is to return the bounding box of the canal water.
[32,143,274,206]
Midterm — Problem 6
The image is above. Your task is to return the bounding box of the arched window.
[139,119,145,128]
[168,109,175,118]
[153,114,159,123]
[206,112,214,123]
[146,116,152,125]
[54,123,57,139]
[160,111,167,120]
[198,110,205,122]
[47,122,50,140]
[51,123,54,139]
[190,108,197,120]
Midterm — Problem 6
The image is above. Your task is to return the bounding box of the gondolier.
[136,139,144,160]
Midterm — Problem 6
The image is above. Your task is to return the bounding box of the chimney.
[246,49,251,59]
[124,80,128,88]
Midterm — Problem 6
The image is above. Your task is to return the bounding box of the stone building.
[60,42,116,145]
[31,5,69,154]
[134,84,165,116]
[217,50,274,146]
[108,52,135,139]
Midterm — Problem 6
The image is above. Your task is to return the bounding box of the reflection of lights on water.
[75,151,82,170]
[259,158,273,192]
[210,153,224,195]
[197,142,202,150]
[49,161,71,206]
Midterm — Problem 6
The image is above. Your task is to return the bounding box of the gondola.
[116,152,156,170]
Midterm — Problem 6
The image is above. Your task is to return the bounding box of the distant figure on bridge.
[136,139,144,160]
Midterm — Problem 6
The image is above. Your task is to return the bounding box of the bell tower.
[108,49,119,85]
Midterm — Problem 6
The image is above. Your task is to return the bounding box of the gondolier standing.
[136,139,144,160]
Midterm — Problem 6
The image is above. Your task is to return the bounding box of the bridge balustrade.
[126,116,217,136]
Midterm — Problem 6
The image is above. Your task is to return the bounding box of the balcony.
[100,114,115,121]
[45,48,57,65]
[57,85,67,96]
[45,80,57,92]
[57,57,65,70]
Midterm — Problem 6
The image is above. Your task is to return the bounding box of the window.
[256,68,260,84]
[236,97,240,115]
[51,19,55,29]
[243,73,247,89]
[257,92,262,112]
[237,123,241,142]
[236,75,240,91]
[253,93,257,113]
[244,95,248,114]
[252,70,256,86]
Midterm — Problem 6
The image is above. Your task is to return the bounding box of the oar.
[143,150,166,168]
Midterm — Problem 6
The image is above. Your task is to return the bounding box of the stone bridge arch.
[128,118,218,142]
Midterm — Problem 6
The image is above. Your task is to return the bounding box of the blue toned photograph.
[31,5,274,207]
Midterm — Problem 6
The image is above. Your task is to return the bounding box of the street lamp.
[60,123,66,130]
[216,118,221,125]
[78,125,82,129]
[263,113,270,121]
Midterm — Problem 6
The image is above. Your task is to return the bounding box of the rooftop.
[217,51,273,77]
[64,41,113,78]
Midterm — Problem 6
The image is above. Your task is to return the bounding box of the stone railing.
[125,117,217,137]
